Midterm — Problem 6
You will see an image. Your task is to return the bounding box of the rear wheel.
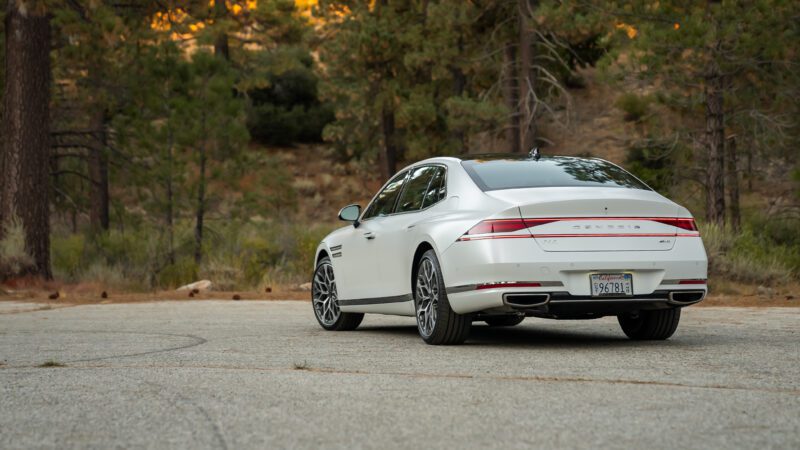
[312,257,363,331]
[617,308,681,340]
[414,250,471,345]
[484,315,525,327]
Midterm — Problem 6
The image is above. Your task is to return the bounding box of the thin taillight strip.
[533,233,679,238]
[458,234,531,241]
[460,232,699,241]
[460,216,699,241]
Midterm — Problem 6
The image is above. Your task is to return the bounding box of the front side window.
[362,171,408,220]
[396,166,439,213]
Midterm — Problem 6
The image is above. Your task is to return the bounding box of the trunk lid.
[486,187,685,252]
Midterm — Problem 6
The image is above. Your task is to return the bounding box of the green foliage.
[0,220,34,278]
[248,100,333,146]
[624,140,680,193]
[48,219,335,291]
[604,0,800,164]
[700,222,797,285]
[158,258,199,289]
[51,234,85,279]
[793,169,800,199]
[246,51,333,146]
[615,93,651,122]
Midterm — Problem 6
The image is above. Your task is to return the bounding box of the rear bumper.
[440,236,708,316]
[447,287,706,317]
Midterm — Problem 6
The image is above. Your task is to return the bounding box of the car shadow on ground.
[352,322,681,349]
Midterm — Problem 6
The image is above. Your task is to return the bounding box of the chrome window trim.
[360,163,448,222]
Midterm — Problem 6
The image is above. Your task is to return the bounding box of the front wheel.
[312,257,363,331]
[414,250,471,345]
[617,308,681,340]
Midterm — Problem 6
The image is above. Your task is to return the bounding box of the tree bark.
[703,72,725,225]
[194,143,207,265]
[449,36,467,153]
[214,0,230,60]
[517,0,536,152]
[726,135,740,232]
[703,1,726,226]
[165,129,175,265]
[379,107,398,181]
[502,44,521,153]
[1,0,53,278]
[88,110,109,232]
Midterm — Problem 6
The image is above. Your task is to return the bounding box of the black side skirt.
[339,294,413,306]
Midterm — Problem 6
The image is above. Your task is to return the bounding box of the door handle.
[363,232,375,240]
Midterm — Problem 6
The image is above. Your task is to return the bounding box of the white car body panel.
[315,155,708,318]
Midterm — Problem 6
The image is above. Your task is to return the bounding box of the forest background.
[1,0,798,302]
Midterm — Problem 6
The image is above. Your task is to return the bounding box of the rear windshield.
[461,156,650,191]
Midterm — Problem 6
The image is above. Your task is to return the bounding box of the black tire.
[617,308,681,340]
[414,250,471,345]
[484,315,525,327]
[312,257,364,331]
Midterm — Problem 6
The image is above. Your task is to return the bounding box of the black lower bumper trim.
[508,290,703,319]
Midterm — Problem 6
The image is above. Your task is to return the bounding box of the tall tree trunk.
[165,125,176,265]
[726,135,741,232]
[704,55,725,224]
[194,143,207,265]
[379,107,398,181]
[214,0,230,60]
[88,110,109,232]
[703,76,725,225]
[746,145,753,191]
[503,44,521,153]
[449,36,467,153]
[703,2,725,226]
[1,0,52,278]
[517,0,536,152]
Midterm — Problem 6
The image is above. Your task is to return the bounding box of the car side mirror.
[338,204,361,228]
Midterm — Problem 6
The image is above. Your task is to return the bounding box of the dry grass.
[3,279,797,307]
[0,281,310,306]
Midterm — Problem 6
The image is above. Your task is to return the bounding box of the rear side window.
[396,166,439,213]
[421,167,446,208]
[461,157,650,191]
[362,171,408,220]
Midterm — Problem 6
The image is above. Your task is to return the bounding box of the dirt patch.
[699,294,798,308]
[0,285,309,306]
[2,288,797,308]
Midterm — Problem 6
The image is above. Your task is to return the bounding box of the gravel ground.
[0,300,798,449]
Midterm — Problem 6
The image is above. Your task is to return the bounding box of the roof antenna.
[529,147,540,161]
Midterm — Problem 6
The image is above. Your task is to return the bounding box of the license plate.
[590,273,633,297]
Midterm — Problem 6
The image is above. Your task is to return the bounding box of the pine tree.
[602,0,798,225]
[1,0,52,278]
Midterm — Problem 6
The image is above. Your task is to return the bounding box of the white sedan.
[312,154,708,345]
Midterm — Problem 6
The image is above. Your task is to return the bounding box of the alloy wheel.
[312,262,340,326]
[415,257,439,337]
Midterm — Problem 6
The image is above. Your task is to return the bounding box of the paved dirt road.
[0,301,798,449]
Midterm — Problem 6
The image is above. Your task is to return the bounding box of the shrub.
[0,220,35,279]
[246,68,334,146]
[157,258,199,289]
[625,143,675,193]
[616,93,651,122]
[700,222,795,285]
[52,234,86,280]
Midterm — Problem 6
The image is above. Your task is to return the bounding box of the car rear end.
[440,156,708,319]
